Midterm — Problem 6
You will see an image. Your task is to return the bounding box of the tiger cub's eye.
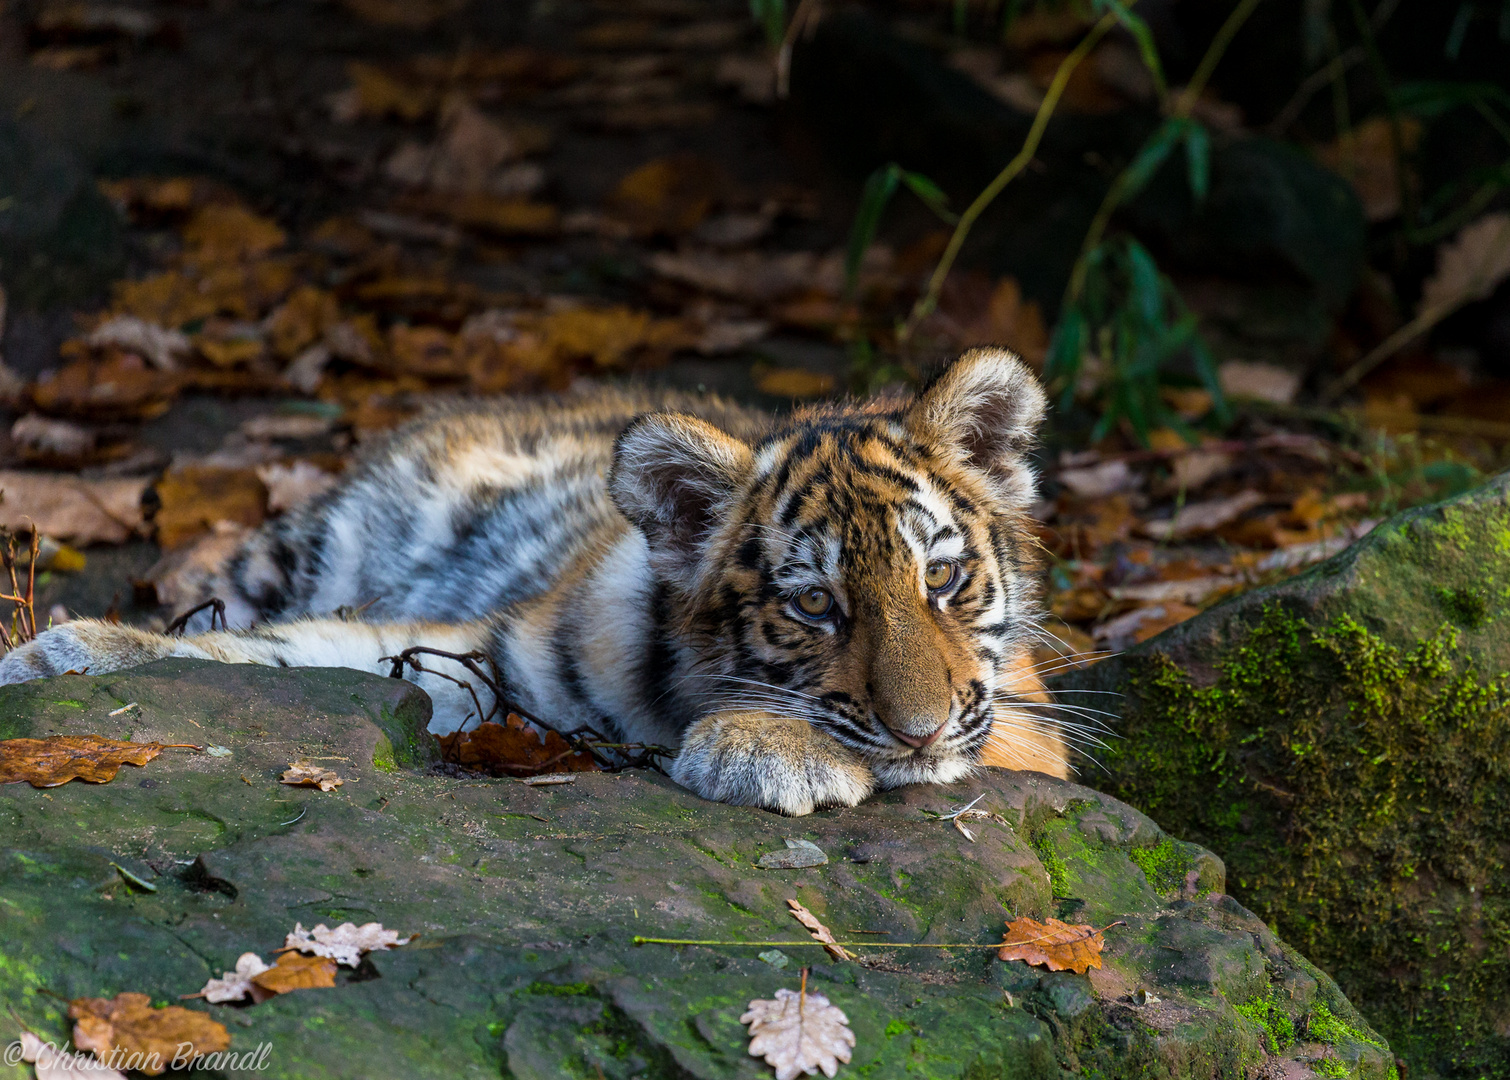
[794,586,834,618]
[924,561,957,591]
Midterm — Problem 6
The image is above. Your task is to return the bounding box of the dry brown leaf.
[996,916,1105,974]
[385,96,549,196]
[649,249,853,303]
[342,60,440,122]
[1419,212,1510,317]
[1218,360,1300,405]
[436,712,599,776]
[153,466,268,549]
[1049,494,1134,555]
[181,205,286,261]
[754,368,835,399]
[0,471,150,546]
[31,355,180,421]
[1315,115,1422,222]
[605,155,726,236]
[741,987,855,1080]
[194,952,273,1004]
[443,195,560,237]
[17,1029,126,1078]
[1139,490,1265,541]
[339,0,469,28]
[0,735,167,788]
[387,324,465,378]
[69,993,230,1076]
[280,762,344,791]
[249,951,338,995]
[282,921,412,966]
[931,275,1049,367]
[785,899,852,962]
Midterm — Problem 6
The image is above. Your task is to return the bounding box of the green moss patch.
[1092,607,1506,1075]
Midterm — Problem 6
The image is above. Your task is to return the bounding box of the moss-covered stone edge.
[1091,603,1508,1077]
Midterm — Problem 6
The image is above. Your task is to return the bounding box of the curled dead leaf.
[0,735,168,788]
[194,952,272,1004]
[68,993,230,1076]
[785,899,852,962]
[436,712,598,776]
[279,762,344,791]
[996,916,1114,974]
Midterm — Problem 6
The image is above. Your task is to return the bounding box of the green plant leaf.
[1096,0,1168,101]
[1118,119,1183,204]
[845,164,902,296]
[899,172,959,224]
[1125,240,1163,323]
[1183,120,1211,202]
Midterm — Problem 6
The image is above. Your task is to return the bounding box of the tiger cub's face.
[611,348,1047,786]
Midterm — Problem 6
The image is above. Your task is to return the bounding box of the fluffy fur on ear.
[609,413,753,588]
[905,347,1048,506]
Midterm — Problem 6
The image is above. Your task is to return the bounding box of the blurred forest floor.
[1,0,1508,667]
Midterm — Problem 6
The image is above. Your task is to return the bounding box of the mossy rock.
[1052,471,1510,1079]
[0,660,1389,1078]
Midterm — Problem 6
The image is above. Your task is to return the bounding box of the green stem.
[897,12,1117,347]
[632,937,1003,949]
[1064,0,1264,310]
[1171,0,1264,119]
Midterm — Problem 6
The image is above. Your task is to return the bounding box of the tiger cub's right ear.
[609,413,753,589]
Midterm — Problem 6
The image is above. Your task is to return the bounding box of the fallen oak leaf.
[281,921,412,967]
[996,917,1123,974]
[0,736,197,788]
[742,969,855,1080]
[279,762,344,792]
[249,951,337,995]
[187,952,273,1004]
[68,993,230,1076]
[786,900,852,962]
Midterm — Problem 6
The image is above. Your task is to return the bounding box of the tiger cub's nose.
[887,721,946,749]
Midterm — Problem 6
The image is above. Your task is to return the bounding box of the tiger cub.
[0,348,1067,815]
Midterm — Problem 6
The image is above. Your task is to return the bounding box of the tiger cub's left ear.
[905,347,1047,506]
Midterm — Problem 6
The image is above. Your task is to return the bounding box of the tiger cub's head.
[610,348,1049,788]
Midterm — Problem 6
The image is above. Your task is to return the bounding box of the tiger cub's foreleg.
[0,618,497,733]
[670,709,875,816]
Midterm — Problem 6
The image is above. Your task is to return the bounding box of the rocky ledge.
[0,659,1390,1079]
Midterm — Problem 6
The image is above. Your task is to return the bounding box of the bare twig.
[165,598,227,636]
[382,645,672,774]
[0,523,41,649]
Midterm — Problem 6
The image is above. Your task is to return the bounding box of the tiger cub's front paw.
[670,710,875,816]
[0,622,170,686]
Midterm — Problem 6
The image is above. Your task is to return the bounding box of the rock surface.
[0,660,1391,1079]
[1053,473,1510,1079]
